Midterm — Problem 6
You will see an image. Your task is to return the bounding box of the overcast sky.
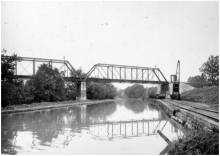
[1,1,219,87]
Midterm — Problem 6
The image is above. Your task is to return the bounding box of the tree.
[200,55,219,85]
[86,82,117,99]
[25,64,66,102]
[1,49,17,83]
[1,49,25,107]
[124,84,146,99]
[65,82,77,100]
[147,87,158,98]
[187,74,208,88]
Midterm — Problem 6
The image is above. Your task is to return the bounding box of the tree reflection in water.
[1,99,185,154]
[87,102,117,122]
[123,99,146,113]
[2,106,82,154]
[123,99,167,120]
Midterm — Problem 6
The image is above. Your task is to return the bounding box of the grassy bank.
[1,99,115,114]
[168,128,219,155]
[168,86,219,154]
[181,86,219,105]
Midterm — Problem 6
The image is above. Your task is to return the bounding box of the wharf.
[157,99,219,129]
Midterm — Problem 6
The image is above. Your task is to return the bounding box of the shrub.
[168,129,219,155]
[86,82,117,99]
[124,84,146,99]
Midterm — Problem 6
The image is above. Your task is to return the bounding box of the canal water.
[2,99,184,154]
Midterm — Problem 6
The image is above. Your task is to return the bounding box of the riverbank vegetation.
[187,55,219,87]
[181,86,219,105]
[87,82,117,100]
[182,55,219,107]
[1,51,117,107]
[123,84,159,99]
[124,84,146,99]
[168,128,219,155]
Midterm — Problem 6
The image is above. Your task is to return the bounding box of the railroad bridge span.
[5,56,170,100]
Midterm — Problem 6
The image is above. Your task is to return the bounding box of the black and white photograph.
[1,0,219,155]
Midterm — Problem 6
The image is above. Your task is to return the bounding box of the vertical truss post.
[112,123,113,138]
[107,66,109,79]
[125,122,126,137]
[142,69,144,81]
[33,59,36,75]
[148,121,150,135]
[119,121,121,135]
[131,68,133,80]
[132,120,133,135]
[48,59,53,68]
[136,68,138,80]
[148,70,149,81]
[124,67,126,80]
[112,66,113,79]
[107,122,109,136]
[119,67,121,80]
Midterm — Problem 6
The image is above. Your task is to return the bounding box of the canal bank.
[1,99,115,114]
[156,99,219,130]
[156,99,219,155]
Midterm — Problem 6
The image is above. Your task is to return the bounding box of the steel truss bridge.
[4,56,169,99]
[7,56,168,84]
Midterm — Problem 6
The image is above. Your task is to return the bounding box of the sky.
[1,1,219,88]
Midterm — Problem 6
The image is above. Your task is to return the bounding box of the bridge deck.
[16,75,169,84]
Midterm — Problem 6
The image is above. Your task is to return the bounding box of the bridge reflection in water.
[2,100,184,154]
[89,119,167,138]
[80,104,183,140]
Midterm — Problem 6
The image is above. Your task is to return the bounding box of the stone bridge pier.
[76,81,87,100]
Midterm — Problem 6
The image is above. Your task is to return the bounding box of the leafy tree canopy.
[187,73,208,88]
[1,49,17,83]
[124,84,146,99]
[25,64,66,102]
[87,82,117,99]
[199,55,219,85]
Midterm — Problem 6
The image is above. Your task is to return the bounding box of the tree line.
[1,50,117,107]
[124,55,219,99]
[124,84,158,99]
[187,55,219,87]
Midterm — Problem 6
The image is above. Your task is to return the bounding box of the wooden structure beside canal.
[157,99,219,130]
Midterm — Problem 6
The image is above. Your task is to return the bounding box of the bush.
[181,86,219,105]
[124,84,146,99]
[2,80,25,107]
[168,129,219,155]
[86,82,117,100]
[24,64,66,102]
[1,51,26,107]
[146,87,158,98]
[65,82,77,100]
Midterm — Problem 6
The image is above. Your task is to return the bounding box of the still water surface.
[2,99,183,154]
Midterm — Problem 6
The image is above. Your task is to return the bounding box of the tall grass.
[168,128,219,155]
